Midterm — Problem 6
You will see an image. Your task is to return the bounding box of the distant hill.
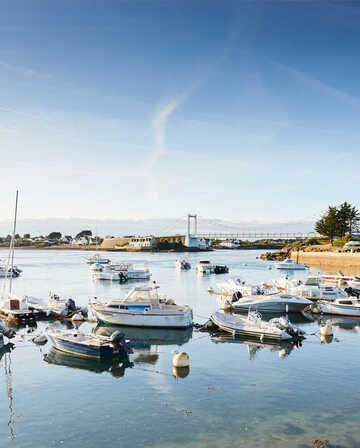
[0,217,315,237]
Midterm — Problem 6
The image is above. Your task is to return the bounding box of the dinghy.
[175,258,191,270]
[210,310,304,341]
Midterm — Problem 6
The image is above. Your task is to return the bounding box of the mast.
[1,191,19,298]
[9,191,19,295]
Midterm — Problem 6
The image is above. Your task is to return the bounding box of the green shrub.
[333,240,346,247]
[305,237,320,245]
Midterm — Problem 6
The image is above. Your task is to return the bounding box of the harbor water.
[1,249,359,448]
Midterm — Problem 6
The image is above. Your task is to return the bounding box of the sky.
[0,0,360,232]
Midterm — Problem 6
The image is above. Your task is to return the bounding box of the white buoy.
[320,323,333,337]
[72,313,85,322]
[172,352,190,368]
[32,334,48,345]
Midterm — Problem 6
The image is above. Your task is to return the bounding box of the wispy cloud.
[271,59,360,107]
[0,59,54,81]
[148,100,179,168]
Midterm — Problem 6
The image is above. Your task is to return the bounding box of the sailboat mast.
[9,191,19,295]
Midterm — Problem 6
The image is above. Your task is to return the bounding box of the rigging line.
[9,190,19,296]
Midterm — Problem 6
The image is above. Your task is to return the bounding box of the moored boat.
[90,285,193,328]
[85,254,111,265]
[48,329,131,359]
[175,258,191,270]
[210,310,304,341]
[309,298,360,317]
[219,292,312,313]
[275,259,308,270]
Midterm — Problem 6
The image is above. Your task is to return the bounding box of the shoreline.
[291,251,360,275]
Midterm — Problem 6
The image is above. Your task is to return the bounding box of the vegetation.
[75,230,92,239]
[333,240,346,247]
[315,202,360,242]
[48,232,62,240]
[153,239,184,250]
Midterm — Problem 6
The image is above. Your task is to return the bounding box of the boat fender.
[320,323,333,337]
[172,352,190,368]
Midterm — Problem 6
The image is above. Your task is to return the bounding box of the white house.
[74,237,89,246]
[220,239,241,249]
[128,236,155,249]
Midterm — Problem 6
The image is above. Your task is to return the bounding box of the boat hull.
[49,335,118,359]
[232,300,308,313]
[210,313,292,341]
[318,303,360,317]
[91,306,193,329]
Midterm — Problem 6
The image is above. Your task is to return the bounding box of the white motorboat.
[90,285,193,328]
[310,297,360,317]
[92,265,128,282]
[218,292,311,313]
[274,276,348,301]
[275,259,308,270]
[175,258,191,270]
[197,260,229,274]
[0,263,21,279]
[197,259,214,274]
[109,263,151,280]
[85,254,111,265]
[210,310,304,341]
[215,278,277,296]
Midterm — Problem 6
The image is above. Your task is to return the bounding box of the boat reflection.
[44,348,133,377]
[93,325,193,365]
[211,334,302,360]
[318,315,360,333]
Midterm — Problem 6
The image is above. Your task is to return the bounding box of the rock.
[311,440,330,448]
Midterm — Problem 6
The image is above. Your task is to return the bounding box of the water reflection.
[211,334,302,359]
[44,348,133,377]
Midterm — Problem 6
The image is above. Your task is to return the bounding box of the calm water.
[0,249,359,448]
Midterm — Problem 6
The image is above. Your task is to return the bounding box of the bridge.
[196,232,318,241]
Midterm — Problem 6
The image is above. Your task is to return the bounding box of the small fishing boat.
[48,329,131,359]
[218,292,311,312]
[273,276,348,301]
[210,310,304,341]
[346,276,360,292]
[90,285,193,328]
[85,254,111,265]
[309,298,360,317]
[275,259,308,270]
[175,258,191,270]
[26,294,88,319]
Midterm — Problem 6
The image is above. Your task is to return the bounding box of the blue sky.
[1,0,360,226]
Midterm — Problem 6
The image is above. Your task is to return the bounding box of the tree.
[337,202,360,238]
[23,233,30,239]
[315,206,339,243]
[48,232,62,240]
[76,230,92,239]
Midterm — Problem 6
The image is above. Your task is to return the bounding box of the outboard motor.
[119,272,127,283]
[110,331,132,354]
[232,291,242,302]
[65,298,77,313]
[345,287,360,298]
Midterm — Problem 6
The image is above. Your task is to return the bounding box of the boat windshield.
[199,260,210,264]
[123,287,159,303]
